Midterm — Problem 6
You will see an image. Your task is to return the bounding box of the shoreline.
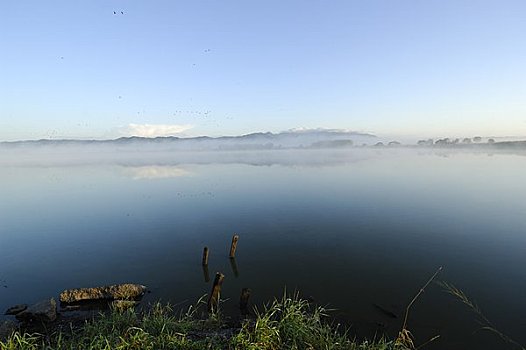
[1,293,405,350]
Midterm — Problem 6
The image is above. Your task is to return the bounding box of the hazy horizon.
[1,127,525,144]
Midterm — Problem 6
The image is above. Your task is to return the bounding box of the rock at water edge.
[60,283,147,303]
[16,298,57,322]
[4,304,28,315]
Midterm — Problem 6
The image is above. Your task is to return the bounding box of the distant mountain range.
[0,129,377,151]
[3,129,524,152]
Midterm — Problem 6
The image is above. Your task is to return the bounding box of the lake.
[1,148,525,349]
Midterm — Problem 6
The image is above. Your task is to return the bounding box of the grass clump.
[231,292,397,350]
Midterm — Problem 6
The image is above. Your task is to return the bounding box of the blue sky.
[1,0,525,141]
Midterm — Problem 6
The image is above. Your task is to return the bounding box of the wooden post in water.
[207,272,225,313]
[202,247,209,266]
[229,234,239,258]
[239,288,251,315]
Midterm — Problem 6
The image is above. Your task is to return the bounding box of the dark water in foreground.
[1,148,525,349]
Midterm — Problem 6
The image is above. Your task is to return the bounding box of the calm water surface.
[1,148,525,349]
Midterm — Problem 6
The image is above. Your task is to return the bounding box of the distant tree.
[435,138,450,145]
[452,138,460,144]
[374,142,384,147]
[417,140,427,146]
[488,138,495,144]
[388,141,401,146]
[462,138,472,144]
[473,136,482,143]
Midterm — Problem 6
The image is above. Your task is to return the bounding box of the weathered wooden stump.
[239,288,251,315]
[207,272,225,313]
[229,234,239,258]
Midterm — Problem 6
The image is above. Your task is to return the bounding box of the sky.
[1,0,526,141]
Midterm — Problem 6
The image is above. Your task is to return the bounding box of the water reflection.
[229,258,239,278]
[202,265,210,283]
[121,166,192,180]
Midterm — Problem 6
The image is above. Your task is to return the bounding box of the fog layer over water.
[1,148,525,349]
